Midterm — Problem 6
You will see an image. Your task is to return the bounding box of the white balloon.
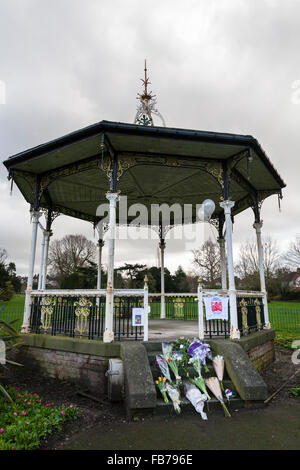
[197,199,215,221]
[203,199,215,221]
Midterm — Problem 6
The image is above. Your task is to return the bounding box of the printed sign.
[132,307,144,326]
[203,296,229,321]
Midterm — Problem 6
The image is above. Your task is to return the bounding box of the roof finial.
[134,60,166,127]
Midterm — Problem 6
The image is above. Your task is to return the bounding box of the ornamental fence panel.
[113,295,144,341]
[30,295,106,339]
[236,296,265,336]
[29,294,145,341]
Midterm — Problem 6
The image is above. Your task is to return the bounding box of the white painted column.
[143,276,149,342]
[197,278,204,340]
[253,221,270,328]
[218,237,227,290]
[104,192,118,343]
[38,229,46,290]
[160,239,166,319]
[42,231,51,290]
[220,200,240,339]
[22,211,41,333]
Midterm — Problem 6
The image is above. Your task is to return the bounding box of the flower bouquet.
[189,375,211,401]
[188,339,212,373]
[167,355,182,385]
[166,383,181,414]
[162,342,173,361]
[184,382,207,420]
[212,355,225,392]
[206,377,231,418]
[155,376,169,403]
[155,354,172,383]
[172,337,192,373]
[162,343,181,384]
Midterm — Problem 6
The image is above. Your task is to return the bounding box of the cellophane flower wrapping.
[155,355,172,383]
[212,355,225,392]
[206,377,231,418]
[167,352,182,384]
[162,342,173,361]
[188,339,212,372]
[166,383,181,414]
[189,376,211,400]
[184,382,207,420]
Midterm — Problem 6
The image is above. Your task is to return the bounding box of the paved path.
[61,402,300,450]
[148,319,202,341]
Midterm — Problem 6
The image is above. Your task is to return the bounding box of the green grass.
[268,301,300,334]
[269,300,300,309]
[0,294,25,311]
[0,295,25,331]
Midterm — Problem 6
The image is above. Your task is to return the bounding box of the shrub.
[274,332,300,349]
[0,281,15,302]
[0,386,78,450]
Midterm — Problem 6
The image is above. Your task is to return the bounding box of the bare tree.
[282,237,300,269]
[236,236,280,281]
[48,234,96,287]
[0,248,8,266]
[192,240,221,286]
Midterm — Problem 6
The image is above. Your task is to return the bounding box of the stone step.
[142,342,163,353]
[153,396,244,416]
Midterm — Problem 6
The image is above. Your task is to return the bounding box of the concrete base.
[12,329,274,418]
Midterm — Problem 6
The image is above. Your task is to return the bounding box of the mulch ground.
[1,345,299,450]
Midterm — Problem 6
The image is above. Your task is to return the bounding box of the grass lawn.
[269,301,300,335]
[269,300,300,309]
[0,294,25,311]
[0,294,25,331]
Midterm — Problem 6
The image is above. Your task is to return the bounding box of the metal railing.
[236,294,265,336]
[29,288,147,341]
[148,292,230,338]
[268,304,300,334]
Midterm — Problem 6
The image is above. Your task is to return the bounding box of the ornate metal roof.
[3,120,285,226]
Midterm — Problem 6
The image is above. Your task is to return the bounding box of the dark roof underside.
[3,120,286,225]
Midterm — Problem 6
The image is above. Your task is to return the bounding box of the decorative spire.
[134,60,166,127]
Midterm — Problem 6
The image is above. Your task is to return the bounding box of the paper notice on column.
[132,308,144,326]
[203,296,229,321]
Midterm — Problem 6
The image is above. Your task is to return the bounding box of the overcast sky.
[0,0,299,277]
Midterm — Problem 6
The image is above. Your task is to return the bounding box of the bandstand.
[3,67,285,344]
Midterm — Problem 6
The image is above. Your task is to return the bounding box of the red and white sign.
[203,296,229,320]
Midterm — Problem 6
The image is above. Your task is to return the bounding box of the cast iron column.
[220,200,240,339]
[160,237,166,319]
[253,221,270,328]
[104,192,118,342]
[22,210,41,333]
